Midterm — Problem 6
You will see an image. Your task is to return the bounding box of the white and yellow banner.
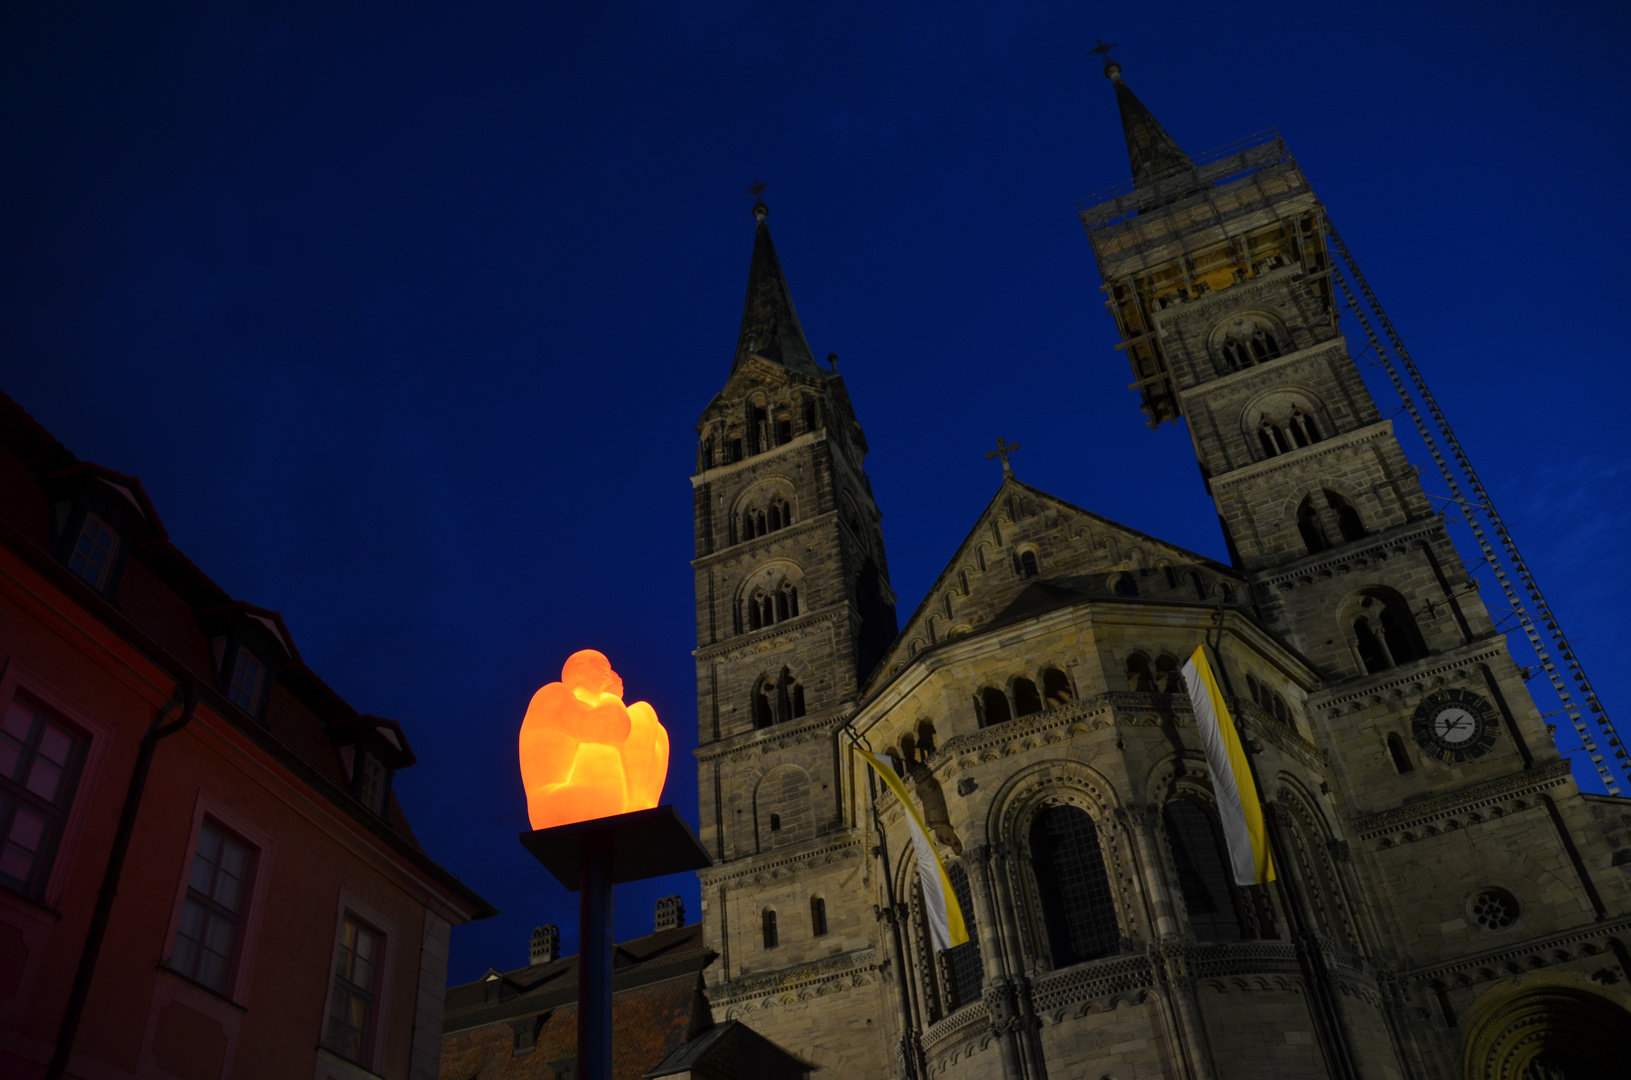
[858,750,969,950]
[1181,646,1276,886]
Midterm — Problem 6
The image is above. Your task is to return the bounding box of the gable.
[873,478,1242,681]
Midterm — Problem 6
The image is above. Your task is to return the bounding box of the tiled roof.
[441,925,714,1080]
[0,388,491,918]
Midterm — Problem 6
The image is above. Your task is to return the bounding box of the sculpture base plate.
[518,805,712,890]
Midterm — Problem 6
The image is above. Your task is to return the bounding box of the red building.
[0,391,495,1080]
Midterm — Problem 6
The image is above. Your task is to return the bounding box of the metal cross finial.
[986,436,1021,475]
[1090,39,1118,61]
[746,178,769,199]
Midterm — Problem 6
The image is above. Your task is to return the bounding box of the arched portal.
[1462,984,1631,1080]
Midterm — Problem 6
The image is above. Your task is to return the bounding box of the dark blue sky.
[4,1,1628,983]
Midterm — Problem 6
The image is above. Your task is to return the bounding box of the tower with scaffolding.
[1076,46,1631,1077]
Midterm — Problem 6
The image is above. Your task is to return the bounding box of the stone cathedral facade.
[687,58,1631,1080]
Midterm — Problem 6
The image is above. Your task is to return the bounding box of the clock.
[1411,689,1500,763]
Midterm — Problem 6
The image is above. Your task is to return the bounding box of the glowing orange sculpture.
[518,650,670,830]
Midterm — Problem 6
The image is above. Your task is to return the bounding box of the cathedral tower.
[1081,52,1631,1077]
[689,200,898,1072]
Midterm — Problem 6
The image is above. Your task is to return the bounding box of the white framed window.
[325,913,384,1065]
[68,511,119,590]
[0,697,88,899]
[228,647,265,713]
[169,819,256,994]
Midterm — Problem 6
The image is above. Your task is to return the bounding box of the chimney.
[655,895,685,932]
[530,924,559,965]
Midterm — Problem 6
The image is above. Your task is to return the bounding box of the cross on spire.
[986,436,1022,476]
[1090,38,1118,61]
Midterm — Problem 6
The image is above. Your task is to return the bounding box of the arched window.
[775,590,790,622]
[1249,328,1281,362]
[1012,678,1042,717]
[915,719,937,756]
[1041,668,1073,707]
[1353,591,1427,673]
[751,406,769,455]
[762,909,778,949]
[1291,408,1321,445]
[791,682,806,718]
[1246,673,1262,706]
[1187,571,1206,600]
[1326,490,1365,543]
[1163,801,1242,942]
[802,400,818,433]
[811,896,828,937]
[944,864,983,1009]
[775,417,793,445]
[1259,420,1291,457]
[1297,496,1331,554]
[1379,601,1426,665]
[1354,617,1389,675]
[1223,339,1252,372]
[783,583,799,618]
[1018,550,1040,578]
[701,438,714,471]
[900,733,918,764]
[754,681,774,728]
[978,688,1011,727]
[1029,806,1118,967]
[1153,655,1181,694]
[1113,574,1139,598]
[1387,733,1414,774]
[729,437,743,463]
[1126,654,1153,692]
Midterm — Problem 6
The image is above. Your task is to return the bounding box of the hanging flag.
[858,749,968,950]
[1182,645,1276,886]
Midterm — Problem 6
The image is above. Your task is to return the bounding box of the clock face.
[1411,689,1499,763]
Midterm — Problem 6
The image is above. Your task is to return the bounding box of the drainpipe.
[47,683,199,1080]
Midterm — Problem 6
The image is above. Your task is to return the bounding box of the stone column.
[987,843,1047,1080]
[965,844,1024,1080]
[1118,803,1216,1080]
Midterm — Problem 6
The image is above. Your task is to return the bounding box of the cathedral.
[686,55,1631,1080]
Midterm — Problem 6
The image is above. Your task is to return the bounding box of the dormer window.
[227,647,266,713]
[327,716,416,818]
[355,752,389,814]
[69,512,120,590]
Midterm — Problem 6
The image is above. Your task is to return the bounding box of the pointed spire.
[1099,47,1196,190]
[732,197,823,376]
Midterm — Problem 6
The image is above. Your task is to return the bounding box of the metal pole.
[577,827,615,1080]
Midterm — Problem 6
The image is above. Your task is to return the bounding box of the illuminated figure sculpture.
[518,649,669,829]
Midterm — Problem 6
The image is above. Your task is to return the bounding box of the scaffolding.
[1327,232,1627,795]
[1078,140,1629,795]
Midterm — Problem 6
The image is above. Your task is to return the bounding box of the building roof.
[0,388,494,920]
[442,923,717,1080]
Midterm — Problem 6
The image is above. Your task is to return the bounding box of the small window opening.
[776,418,793,444]
[1041,668,1073,707]
[1387,733,1414,774]
[1012,678,1042,717]
[754,682,774,728]
[762,909,778,948]
[811,896,828,936]
[1018,550,1039,578]
[1113,575,1139,598]
[1126,653,1153,692]
[1153,655,1181,694]
[228,647,266,714]
[69,512,120,590]
[978,687,1011,727]
[1297,496,1331,555]
[769,813,781,831]
[1327,491,1366,542]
